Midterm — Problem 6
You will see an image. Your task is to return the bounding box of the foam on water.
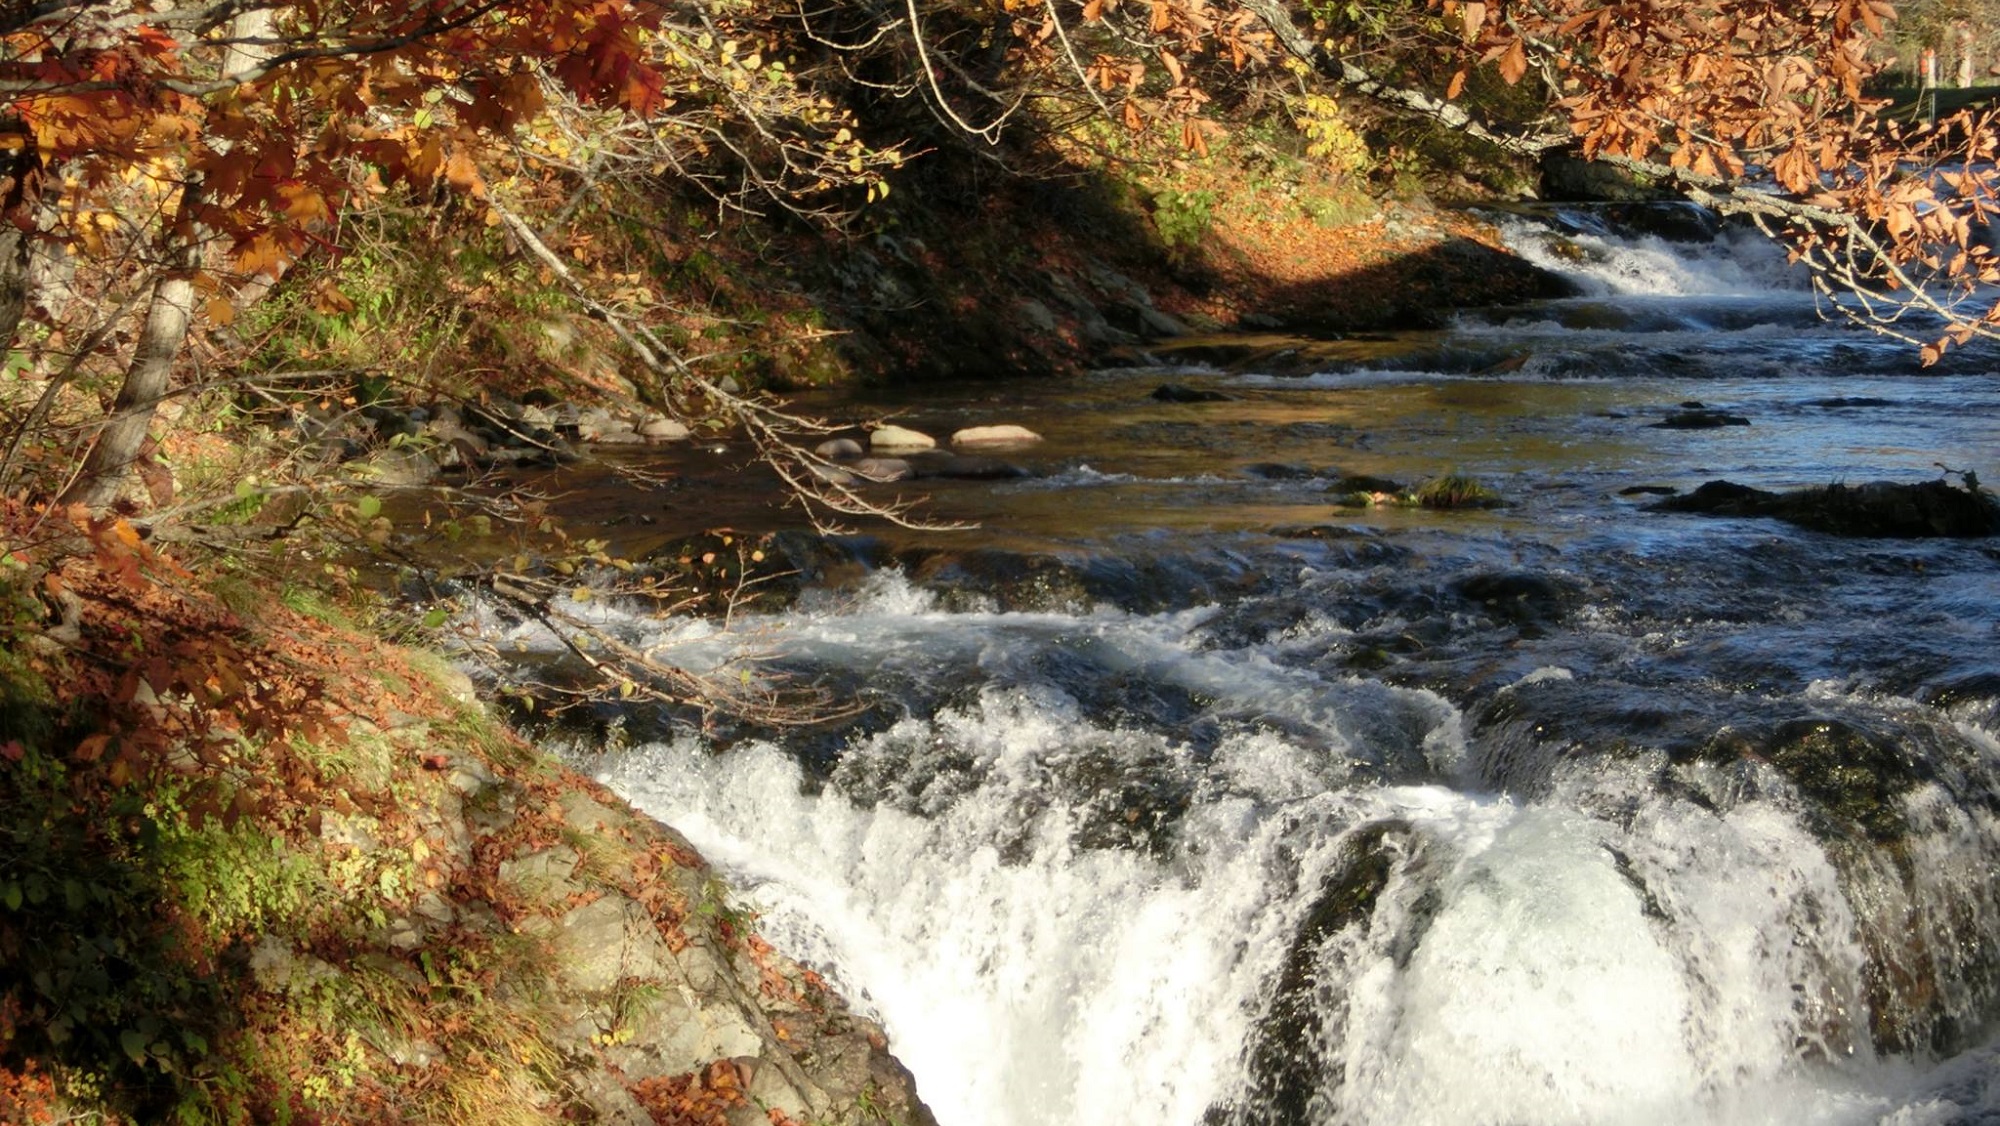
[582,575,2000,1126]
[1488,210,1808,297]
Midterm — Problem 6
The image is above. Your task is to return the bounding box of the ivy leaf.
[121,1028,150,1066]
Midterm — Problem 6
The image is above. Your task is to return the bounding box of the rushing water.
[485,207,2000,1125]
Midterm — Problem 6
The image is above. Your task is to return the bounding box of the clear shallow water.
[485,209,2000,1125]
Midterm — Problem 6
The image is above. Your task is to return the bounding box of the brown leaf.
[1461,1,1488,42]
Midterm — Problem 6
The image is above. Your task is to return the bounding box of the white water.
[580,575,1995,1126]
[554,215,2000,1126]
[1487,209,1808,297]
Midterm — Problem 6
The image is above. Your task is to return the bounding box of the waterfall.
[580,574,2000,1126]
[1483,205,1809,298]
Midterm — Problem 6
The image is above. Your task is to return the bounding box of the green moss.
[1414,473,1505,509]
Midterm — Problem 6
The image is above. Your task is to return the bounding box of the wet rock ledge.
[276,697,935,1126]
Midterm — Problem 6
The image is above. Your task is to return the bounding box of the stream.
[479,208,2000,1124]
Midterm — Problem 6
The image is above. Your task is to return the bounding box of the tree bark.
[59,11,275,512]
[0,128,40,358]
[60,231,196,510]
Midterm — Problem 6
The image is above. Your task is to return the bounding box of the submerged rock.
[853,457,913,482]
[1327,474,1403,494]
[1651,408,1750,429]
[1454,569,1587,631]
[1152,383,1236,403]
[1243,462,1321,481]
[1651,478,2000,538]
[902,451,1033,480]
[1216,822,1432,1126]
[1808,397,1895,409]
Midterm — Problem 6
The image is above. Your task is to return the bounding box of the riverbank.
[0,536,932,1125]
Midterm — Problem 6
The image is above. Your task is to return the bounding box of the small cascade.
[1483,203,1809,297]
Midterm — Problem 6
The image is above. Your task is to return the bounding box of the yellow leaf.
[205,296,236,325]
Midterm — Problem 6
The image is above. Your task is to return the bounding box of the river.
[482,208,2000,1125]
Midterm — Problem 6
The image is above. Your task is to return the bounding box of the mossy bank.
[0,547,932,1125]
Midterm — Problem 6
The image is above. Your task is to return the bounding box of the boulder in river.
[1652,408,1750,429]
[815,437,865,460]
[904,451,1033,480]
[869,424,937,452]
[638,414,690,442]
[950,424,1042,450]
[1327,474,1404,496]
[1651,478,2000,537]
[1244,463,1320,481]
[1152,384,1236,403]
[853,457,912,482]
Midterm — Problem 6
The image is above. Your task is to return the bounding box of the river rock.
[1652,408,1750,429]
[578,407,642,444]
[853,457,912,482]
[950,424,1042,450]
[639,414,691,442]
[356,447,440,486]
[1234,822,1422,1126]
[1328,475,1404,496]
[815,437,865,460]
[1244,463,1319,481]
[1152,384,1235,403]
[1454,569,1587,632]
[903,452,1033,480]
[1651,478,2000,537]
[1808,397,1895,408]
[869,424,936,452]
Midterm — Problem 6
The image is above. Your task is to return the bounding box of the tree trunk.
[60,233,196,510]
[59,12,275,512]
[0,223,27,356]
[0,129,40,358]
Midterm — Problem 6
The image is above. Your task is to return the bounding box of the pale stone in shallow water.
[951,424,1042,449]
[639,414,691,441]
[869,424,935,452]
[816,437,865,459]
[854,457,912,482]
